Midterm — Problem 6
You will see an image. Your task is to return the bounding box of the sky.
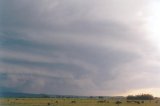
[1,0,160,96]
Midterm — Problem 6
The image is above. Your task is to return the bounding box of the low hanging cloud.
[1,0,160,96]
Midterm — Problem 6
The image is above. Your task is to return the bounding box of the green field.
[0,98,160,106]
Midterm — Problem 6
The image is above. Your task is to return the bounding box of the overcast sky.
[1,0,160,96]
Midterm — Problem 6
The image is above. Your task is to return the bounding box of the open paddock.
[0,98,160,106]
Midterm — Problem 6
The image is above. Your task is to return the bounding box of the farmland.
[0,98,160,106]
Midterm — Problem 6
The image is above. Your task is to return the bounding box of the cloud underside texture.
[0,0,160,96]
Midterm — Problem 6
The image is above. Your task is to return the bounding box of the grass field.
[0,98,160,106]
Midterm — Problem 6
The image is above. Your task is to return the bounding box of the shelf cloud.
[1,0,160,96]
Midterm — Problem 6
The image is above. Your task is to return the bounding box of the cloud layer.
[1,0,160,96]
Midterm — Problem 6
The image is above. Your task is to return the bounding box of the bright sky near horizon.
[1,0,160,97]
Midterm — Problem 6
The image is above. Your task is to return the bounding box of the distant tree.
[127,95,135,100]
[41,94,50,98]
[98,96,104,99]
[127,94,154,100]
[89,96,93,98]
[115,101,122,106]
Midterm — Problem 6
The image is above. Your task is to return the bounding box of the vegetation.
[127,94,154,100]
[0,97,159,106]
[0,93,158,106]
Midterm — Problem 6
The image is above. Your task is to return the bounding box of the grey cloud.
[0,72,95,95]
[0,0,159,96]
[0,42,141,95]
[1,57,90,79]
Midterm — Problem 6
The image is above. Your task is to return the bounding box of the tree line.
[127,94,154,100]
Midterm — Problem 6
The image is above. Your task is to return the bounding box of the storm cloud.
[1,0,160,96]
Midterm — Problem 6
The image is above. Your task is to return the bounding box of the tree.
[127,94,154,100]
